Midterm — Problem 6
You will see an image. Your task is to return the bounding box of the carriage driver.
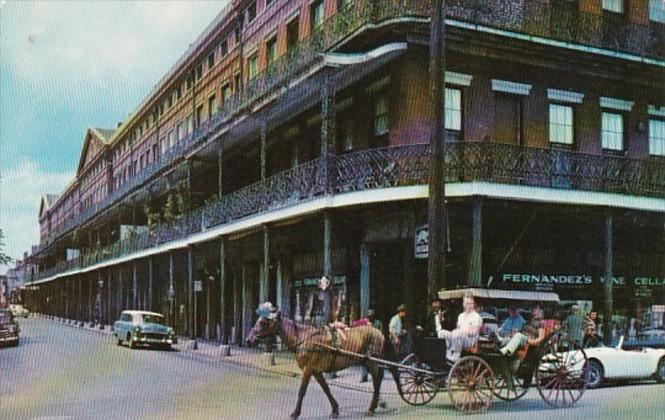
[436,294,483,362]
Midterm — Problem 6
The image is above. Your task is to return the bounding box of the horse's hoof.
[365,410,375,417]
[379,401,387,409]
[290,413,299,420]
[331,412,339,419]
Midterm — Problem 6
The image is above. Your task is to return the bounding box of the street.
[1,318,664,420]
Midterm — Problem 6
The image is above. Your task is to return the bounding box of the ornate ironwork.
[35,142,665,282]
[41,0,664,246]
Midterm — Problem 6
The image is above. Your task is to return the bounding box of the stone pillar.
[468,197,483,287]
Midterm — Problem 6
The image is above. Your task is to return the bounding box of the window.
[602,0,624,13]
[168,129,175,149]
[160,137,166,154]
[196,105,204,126]
[373,95,389,136]
[549,104,574,145]
[234,73,241,91]
[650,0,665,23]
[188,113,194,133]
[220,38,229,57]
[445,88,462,140]
[266,0,275,7]
[152,144,158,162]
[310,0,325,30]
[494,93,522,145]
[208,52,215,70]
[177,121,185,141]
[195,64,203,82]
[208,94,217,119]
[601,112,624,151]
[176,86,181,101]
[266,36,278,66]
[245,2,257,24]
[649,119,665,156]
[186,77,192,91]
[248,53,259,79]
[286,17,299,52]
[222,83,232,102]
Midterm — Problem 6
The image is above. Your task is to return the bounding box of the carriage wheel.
[396,353,439,406]
[447,356,495,413]
[536,334,589,407]
[493,370,529,401]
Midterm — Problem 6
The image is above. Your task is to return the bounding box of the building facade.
[26,0,665,346]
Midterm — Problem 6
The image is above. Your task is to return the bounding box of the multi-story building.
[26,0,665,345]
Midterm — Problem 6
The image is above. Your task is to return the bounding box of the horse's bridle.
[260,316,325,351]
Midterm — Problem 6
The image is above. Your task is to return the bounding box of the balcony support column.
[261,121,267,181]
[107,271,112,321]
[168,252,175,330]
[219,238,227,344]
[187,160,193,216]
[468,197,483,287]
[260,226,269,304]
[188,246,194,338]
[427,0,448,297]
[360,243,370,317]
[117,266,124,319]
[148,256,154,312]
[602,211,614,345]
[132,261,138,310]
[323,211,332,279]
[233,264,241,345]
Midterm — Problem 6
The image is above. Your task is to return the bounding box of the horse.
[246,303,396,419]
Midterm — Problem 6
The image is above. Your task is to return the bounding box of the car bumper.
[133,335,177,345]
[0,334,19,343]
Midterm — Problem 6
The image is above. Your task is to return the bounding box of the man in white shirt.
[436,294,483,361]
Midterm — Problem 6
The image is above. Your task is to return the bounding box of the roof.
[92,128,116,144]
[438,288,560,303]
[44,194,58,208]
[121,310,165,317]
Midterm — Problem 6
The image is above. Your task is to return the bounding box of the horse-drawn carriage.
[392,288,590,413]
[248,288,590,418]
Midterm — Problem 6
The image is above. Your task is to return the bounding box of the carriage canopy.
[438,288,560,304]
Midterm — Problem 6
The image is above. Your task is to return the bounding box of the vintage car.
[0,309,20,347]
[583,337,665,388]
[8,304,29,318]
[113,310,177,349]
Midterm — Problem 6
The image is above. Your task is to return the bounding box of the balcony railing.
[42,0,665,247]
[34,142,665,282]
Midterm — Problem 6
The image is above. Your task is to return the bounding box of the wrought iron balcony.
[34,142,665,282]
[42,0,664,247]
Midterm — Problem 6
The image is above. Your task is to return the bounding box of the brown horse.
[246,306,393,419]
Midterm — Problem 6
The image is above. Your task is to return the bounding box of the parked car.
[639,328,665,341]
[113,310,177,349]
[8,304,29,318]
[582,336,665,388]
[0,309,20,347]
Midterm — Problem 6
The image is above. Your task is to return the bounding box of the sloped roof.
[92,128,116,143]
[39,194,59,218]
[77,128,113,175]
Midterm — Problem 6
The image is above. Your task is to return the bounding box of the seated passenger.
[498,304,526,338]
[499,305,547,356]
[436,294,483,361]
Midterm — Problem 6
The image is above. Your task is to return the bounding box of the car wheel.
[115,334,123,346]
[127,334,136,349]
[586,360,604,389]
[656,357,665,383]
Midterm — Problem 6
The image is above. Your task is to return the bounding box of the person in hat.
[418,296,445,338]
[389,304,408,359]
[498,304,525,339]
[436,294,483,361]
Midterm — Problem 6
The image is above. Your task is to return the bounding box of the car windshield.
[141,314,165,325]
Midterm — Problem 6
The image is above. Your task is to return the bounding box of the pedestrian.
[389,304,408,360]
[562,305,584,345]
[583,310,600,348]
[436,294,483,362]
[419,296,444,338]
[318,275,339,379]
[356,309,383,382]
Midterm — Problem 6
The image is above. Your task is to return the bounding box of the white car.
[584,337,665,389]
[8,304,29,318]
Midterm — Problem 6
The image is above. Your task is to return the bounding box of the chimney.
[117,122,122,128]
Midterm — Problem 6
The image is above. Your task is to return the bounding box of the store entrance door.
[370,242,406,328]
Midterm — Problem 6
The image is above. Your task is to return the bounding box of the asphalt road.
[1,319,664,420]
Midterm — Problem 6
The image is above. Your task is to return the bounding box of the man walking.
[389,304,408,360]
[563,305,585,345]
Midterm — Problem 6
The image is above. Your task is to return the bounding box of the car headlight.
[168,328,175,335]
[133,326,141,333]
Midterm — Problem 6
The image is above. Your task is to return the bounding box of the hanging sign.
[194,281,203,292]
[414,225,428,259]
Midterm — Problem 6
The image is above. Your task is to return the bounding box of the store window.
[601,112,624,151]
[650,0,665,23]
[602,0,624,13]
[649,119,665,156]
[549,104,574,145]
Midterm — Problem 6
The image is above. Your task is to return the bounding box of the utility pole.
[427,0,447,298]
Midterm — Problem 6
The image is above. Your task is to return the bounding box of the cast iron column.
[603,212,614,345]
[427,0,448,298]
[219,238,227,344]
[260,225,270,303]
[468,197,483,286]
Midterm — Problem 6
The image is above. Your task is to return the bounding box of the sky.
[0,0,228,271]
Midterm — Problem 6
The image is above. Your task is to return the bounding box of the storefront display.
[290,275,347,325]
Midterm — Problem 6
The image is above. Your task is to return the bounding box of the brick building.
[26,0,665,346]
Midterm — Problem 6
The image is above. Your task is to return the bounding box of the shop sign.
[194,280,203,292]
[414,225,428,259]
[293,275,346,288]
[653,305,665,313]
[500,274,665,288]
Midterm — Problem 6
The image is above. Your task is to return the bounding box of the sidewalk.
[33,314,399,394]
